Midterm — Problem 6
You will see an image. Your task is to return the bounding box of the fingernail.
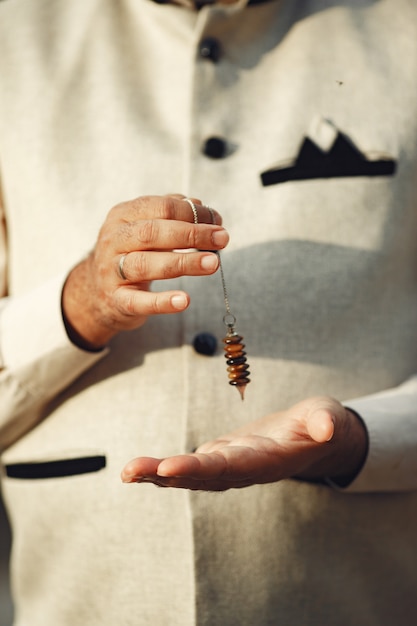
[122,473,141,483]
[171,294,188,310]
[211,229,229,247]
[201,254,219,271]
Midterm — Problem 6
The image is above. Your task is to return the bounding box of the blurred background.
[0,493,13,626]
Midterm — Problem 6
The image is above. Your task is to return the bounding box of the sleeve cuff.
[0,274,108,399]
[338,376,417,493]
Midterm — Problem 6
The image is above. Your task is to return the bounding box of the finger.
[115,288,191,317]
[177,196,222,225]
[136,476,253,491]
[157,452,228,479]
[306,408,335,443]
[114,195,222,226]
[154,219,229,250]
[158,440,279,481]
[121,453,240,491]
[121,448,281,492]
[121,456,162,482]
[116,219,229,254]
[165,194,203,207]
[117,250,220,283]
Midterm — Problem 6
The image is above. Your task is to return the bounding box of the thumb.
[305,398,344,443]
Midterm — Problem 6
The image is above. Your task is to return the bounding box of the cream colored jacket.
[0,0,417,624]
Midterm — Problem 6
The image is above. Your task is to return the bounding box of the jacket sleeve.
[0,200,107,451]
[343,378,417,493]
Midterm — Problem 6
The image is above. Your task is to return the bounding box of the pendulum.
[218,275,251,401]
[184,197,251,399]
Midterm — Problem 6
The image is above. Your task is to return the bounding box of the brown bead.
[222,331,250,399]
[223,334,243,344]
[224,342,244,353]
[228,371,251,380]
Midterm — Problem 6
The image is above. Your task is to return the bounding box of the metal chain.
[184,198,236,329]
[207,207,236,329]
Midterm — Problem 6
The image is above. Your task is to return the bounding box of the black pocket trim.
[260,134,396,186]
[5,455,106,479]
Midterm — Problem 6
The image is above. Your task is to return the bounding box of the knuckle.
[97,219,113,247]
[159,196,176,220]
[137,220,156,245]
[118,222,135,248]
[148,291,165,315]
[158,196,176,220]
[161,252,187,279]
[107,201,126,221]
[101,204,137,250]
[120,289,163,317]
[132,252,148,279]
[120,291,137,317]
[130,195,149,215]
[185,225,198,249]
[174,253,188,277]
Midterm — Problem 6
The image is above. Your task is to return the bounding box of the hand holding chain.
[184,198,251,400]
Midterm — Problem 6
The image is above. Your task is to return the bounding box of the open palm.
[121,397,368,491]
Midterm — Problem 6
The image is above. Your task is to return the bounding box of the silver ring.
[183,197,199,224]
[118,253,128,280]
[207,206,216,225]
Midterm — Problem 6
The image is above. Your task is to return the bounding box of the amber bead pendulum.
[209,208,251,398]
[222,314,251,400]
[184,197,251,399]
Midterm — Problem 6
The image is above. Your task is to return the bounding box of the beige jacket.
[0,0,417,624]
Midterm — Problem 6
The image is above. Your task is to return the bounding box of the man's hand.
[62,194,228,349]
[121,397,368,491]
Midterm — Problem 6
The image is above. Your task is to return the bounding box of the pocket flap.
[260,117,397,186]
[4,455,106,479]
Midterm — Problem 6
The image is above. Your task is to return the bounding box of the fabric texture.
[0,0,417,624]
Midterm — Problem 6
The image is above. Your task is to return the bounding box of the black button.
[195,0,216,8]
[193,332,218,356]
[198,37,222,63]
[202,136,228,159]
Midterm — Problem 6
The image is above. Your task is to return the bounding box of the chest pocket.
[260,117,396,186]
